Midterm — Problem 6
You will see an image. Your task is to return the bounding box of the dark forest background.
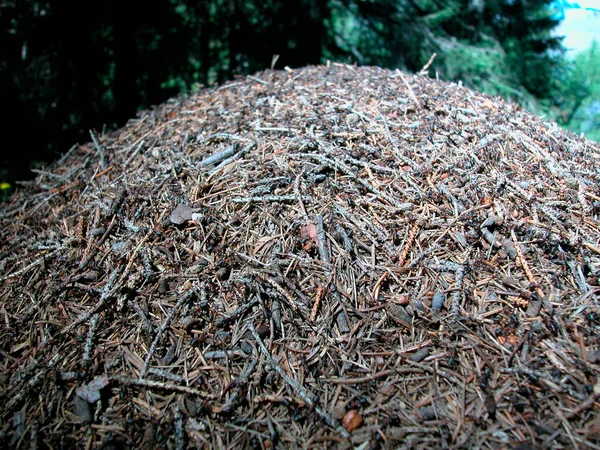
[1,0,598,192]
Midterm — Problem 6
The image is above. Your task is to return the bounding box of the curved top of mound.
[1,64,600,448]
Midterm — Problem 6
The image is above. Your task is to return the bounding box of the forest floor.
[1,64,600,449]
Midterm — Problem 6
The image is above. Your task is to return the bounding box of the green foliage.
[326,0,563,107]
[1,0,588,185]
[550,40,600,141]
[0,182,10,202]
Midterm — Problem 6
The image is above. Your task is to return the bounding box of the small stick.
[311,274,333,322]
[310,286,324,322]
[198,132,252,144]
[342,154,395,174]
[248,323,312,406]
[117,229,153,285]
[537,203,564,227]
[140,287,198,379]
[248,75,269,85]
[0,240,75,282]
[90,129,106,168]
[583,241,600,255]
[254,127,297,133]
[248,323,349,437]
[6,372,44,410]
[511,229,544,298]
[82,313,100,364]
[428,260,465,317]
[215,297,259,326]
[450,264,466,317]
[300,153,403,206]
[418,52,437,76]
[123,138,146,168]
[335,224,353,253]
[334,204,378,246]
[567,260,590,293]
[208,141,256,176]
[372,271,389,302]
[108,186,127,216]
[315,215,350,332]
[198,144,237,168]
[95,216,117,247]
[437,183,465,214]
[504,177,534,201]
[220,359,259,413]
[522,217,600,256]
[315,215,330,268]
[61,266,123,335]
[294,170,309,222]
[173,405,185,450]
[231,195,310,203]
[578,181,591,216]
[272,268,311,305]
[115,376,215,398]
[148,368,184,382]
[203,350,246,359]
[564,388,600,419]
[261,275,304,310]
[76,216,85,242]
[140,247,154,281]
[128,300,154,334]
[398,220,420,267]
[396,70,419,106]
[81,208,100,260]
[376,107,418,171]
[325,369,393,384]
[272,299,282,331]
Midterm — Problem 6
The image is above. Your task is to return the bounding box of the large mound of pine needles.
[1,64,600,449]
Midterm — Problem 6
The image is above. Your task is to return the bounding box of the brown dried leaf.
[75,374,109,403]
[342,409,363,432]
[73,396,93,423]
[299,223,318,250]
[169,204,193,224]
